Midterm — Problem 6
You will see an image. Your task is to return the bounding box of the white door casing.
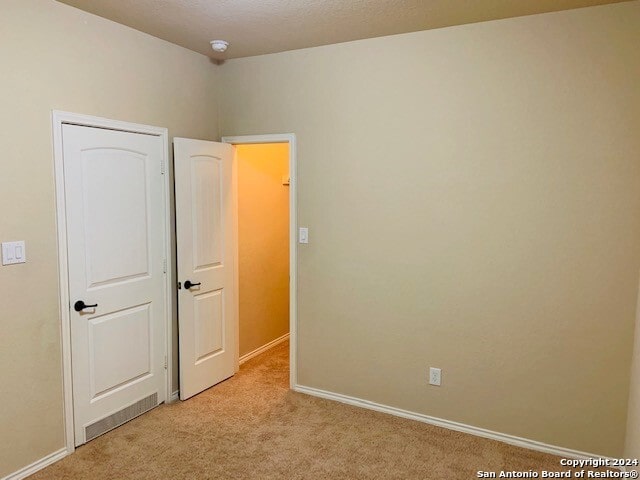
[174,138,236,400]
[62,124,167,445]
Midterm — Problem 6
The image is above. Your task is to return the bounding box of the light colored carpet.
[30,341,590,479]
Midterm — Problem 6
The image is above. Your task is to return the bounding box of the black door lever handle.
[74,300,98,312]
[184,280,201,289]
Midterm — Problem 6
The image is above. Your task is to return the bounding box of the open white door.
[174,138,236,400]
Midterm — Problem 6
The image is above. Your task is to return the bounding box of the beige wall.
[219,2,640,457]
[0,1,219,476]
[237,144,290,357]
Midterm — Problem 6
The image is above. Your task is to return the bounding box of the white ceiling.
[56,0,629,60]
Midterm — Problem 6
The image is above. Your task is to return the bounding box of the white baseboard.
[169,390,179,402]
[239,333,290,365]
[293,384,614,462]
[2,447,68,480]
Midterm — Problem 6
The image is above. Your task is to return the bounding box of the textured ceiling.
[56,0,630,60]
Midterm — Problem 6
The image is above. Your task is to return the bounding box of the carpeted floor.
[30,341,588,479]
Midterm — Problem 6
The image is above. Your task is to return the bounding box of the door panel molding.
[52,111,172,454]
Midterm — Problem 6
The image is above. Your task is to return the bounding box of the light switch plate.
[2,241,26,265]
[299,227,309,244]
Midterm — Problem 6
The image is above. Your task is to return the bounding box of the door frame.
[221,134,298,388]
[52,111,173,454]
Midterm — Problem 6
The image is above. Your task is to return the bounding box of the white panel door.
[63,124,167,446]
[174,138,236,400]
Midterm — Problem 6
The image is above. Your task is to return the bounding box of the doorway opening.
[223,134,298,387]
[237,143,290,364]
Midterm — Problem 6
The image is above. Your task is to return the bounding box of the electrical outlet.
[429,367,441,386]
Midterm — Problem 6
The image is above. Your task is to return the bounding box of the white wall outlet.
[2,241,26,265]
[299,227,309,244]
[429,367,441,386]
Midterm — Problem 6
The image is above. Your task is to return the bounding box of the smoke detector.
[210,40,229,53]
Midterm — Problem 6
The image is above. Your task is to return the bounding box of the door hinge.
[160,158,165,174]
[163,258,167,273]
[164,355,168,370]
